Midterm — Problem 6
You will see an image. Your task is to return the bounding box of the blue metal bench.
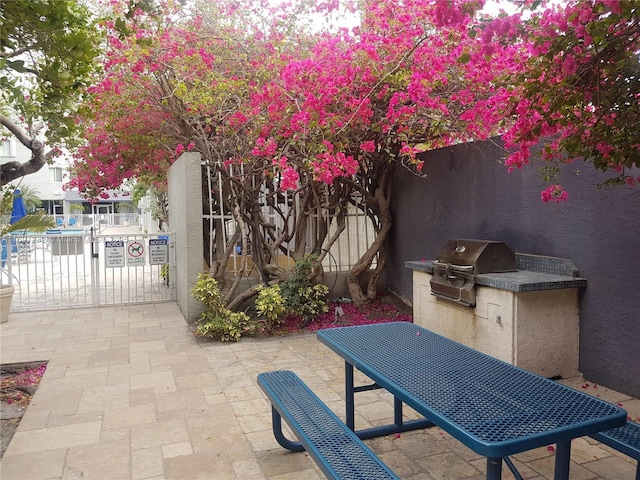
[591,421,640,480]
[257,370,400,480]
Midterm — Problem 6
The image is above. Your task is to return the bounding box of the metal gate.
[1,228,176,312]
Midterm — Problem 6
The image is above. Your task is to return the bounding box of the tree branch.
[0,114,47,186]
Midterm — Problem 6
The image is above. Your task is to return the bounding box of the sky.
[483,0,520,16]
[313,0,522,33]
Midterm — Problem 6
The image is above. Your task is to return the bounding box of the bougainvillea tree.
[502,0,640,202]
[248,1,526,301]
[68,0,352,307]
[70,0,529,306]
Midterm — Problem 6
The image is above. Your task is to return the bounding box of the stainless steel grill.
[430,239,516,307]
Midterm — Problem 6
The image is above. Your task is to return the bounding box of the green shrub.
[255,284,287,333]
[294,283,329,320]
[281,255,329,321]
[194,311,256,342]
[255,255,329,329]
[191,273,256,342]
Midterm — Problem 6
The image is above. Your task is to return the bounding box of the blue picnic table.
[317,322,627,480]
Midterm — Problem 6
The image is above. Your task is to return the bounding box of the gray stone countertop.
[405,255,588,292]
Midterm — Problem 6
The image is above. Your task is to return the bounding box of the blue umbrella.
[10,189,27,224]
[2,189,27,267]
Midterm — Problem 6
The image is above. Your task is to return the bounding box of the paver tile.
[164,450,234,480]
[63,440,130,479]
[131,446,163,480]
[0,448,66,480]
[130,418,189,449]
[4,421,102,455]
[103,403,157,429]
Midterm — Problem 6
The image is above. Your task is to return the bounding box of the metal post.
[486,457,502,480]
[345,362,355,430]
[90,227,99,307]
[554,441,571,480]
[394,397,404,427]
[271,407,304,452]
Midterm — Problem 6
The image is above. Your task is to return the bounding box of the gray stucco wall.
[387,138,640,397]
[168,152,204,323]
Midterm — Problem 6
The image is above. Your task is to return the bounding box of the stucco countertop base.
[405,253,586,378]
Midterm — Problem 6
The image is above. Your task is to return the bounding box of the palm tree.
[15,184,44,212]
[0,187,54,236]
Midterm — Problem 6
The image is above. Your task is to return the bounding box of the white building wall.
[1,136,69,203]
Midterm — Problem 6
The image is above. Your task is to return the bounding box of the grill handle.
[433,260,474,271]
[433,260,474,280]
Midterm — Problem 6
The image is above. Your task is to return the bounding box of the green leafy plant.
[160,263,169,286]
[116,202,135,213]
[69,203,85,215]
[255,284,287,333]
[1,187,55,237]
[281,255,329,323]
[1,0,102,187]
[293,283,329,322]
[255,255,329,330]
[11,185,43,212]
[190,273,256,342]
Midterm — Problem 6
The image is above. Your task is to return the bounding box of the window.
[50,167,63,183]
[0,139,12,157]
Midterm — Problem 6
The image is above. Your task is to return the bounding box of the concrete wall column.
[168,152,204,323]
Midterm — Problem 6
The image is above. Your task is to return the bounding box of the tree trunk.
[346,214,393,303]
[345,157,396,304]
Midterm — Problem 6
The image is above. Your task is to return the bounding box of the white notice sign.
[126,240,146,266]
[149,238,168,265]
[105,241,125,268]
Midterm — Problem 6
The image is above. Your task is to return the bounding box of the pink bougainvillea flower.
[540,185,568,203]
[272,156,299,191]
[360,140,376,153]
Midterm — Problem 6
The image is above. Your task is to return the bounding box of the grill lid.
[433,239,516,274]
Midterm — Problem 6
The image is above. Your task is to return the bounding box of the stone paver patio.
[1,303,638,479]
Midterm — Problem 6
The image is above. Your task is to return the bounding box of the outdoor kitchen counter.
[406,253,586,378]
[406,253,587,292]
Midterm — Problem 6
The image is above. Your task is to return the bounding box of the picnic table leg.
[554,441,571,480]
[344,360,434,440]
[345,361,356,430]
[502,457,525,480]
[486,457,502,480]
[270,407,304,452]
[394,397,403,427]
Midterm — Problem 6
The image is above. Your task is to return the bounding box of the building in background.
[1,134,67,215]
[1,135,136,228]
